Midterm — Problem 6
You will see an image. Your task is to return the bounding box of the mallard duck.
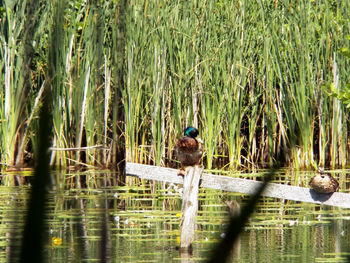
[309,167,339,194]
[174,127,203,176]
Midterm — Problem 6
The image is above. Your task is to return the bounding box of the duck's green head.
[184,126,199,138]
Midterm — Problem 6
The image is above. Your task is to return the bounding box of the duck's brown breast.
[175,136,199,153]
[174,136,202,166]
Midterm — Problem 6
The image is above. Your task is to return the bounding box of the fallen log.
[126,162,350,209]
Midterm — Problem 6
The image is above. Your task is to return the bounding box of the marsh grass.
[124,0,350,169]
[0,0,350,170]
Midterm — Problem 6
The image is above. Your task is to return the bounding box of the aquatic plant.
[124,0,350,169]
[0,0,350,170]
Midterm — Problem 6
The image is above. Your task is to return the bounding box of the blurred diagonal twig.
[18,94,52,262]
[207,170,274,263]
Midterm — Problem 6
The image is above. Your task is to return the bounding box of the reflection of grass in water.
[3,170,350,261]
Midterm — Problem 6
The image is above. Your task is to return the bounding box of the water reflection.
[0,170,350,262]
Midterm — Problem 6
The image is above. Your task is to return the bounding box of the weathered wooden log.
[125,162,350,208]
[180,166,202,251]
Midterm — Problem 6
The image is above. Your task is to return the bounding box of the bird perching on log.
[309,167,339,194]
[174,127,203,176]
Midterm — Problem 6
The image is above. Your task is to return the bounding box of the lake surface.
[1,169,350,262]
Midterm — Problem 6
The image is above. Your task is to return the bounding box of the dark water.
[0,170,350,262]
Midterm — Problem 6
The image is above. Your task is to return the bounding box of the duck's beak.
[196,137,203,144]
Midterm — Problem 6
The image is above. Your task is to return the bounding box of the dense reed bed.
[0,0,350,170]
[125,0,350,169]
[0,0,124,169]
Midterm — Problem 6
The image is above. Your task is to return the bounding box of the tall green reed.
[16,0,55,259]
[1,1,45,166]
[124,0,350,170]
[1,0,350,170]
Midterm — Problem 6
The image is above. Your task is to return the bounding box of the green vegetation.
[1,0,350,170]
[1,0,123,169]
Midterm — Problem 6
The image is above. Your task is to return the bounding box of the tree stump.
[180,166,203,252]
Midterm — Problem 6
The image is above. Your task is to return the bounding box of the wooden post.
[180,166,202,252]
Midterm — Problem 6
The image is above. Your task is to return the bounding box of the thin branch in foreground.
[18,99,52,263]
[207,171,274,263]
